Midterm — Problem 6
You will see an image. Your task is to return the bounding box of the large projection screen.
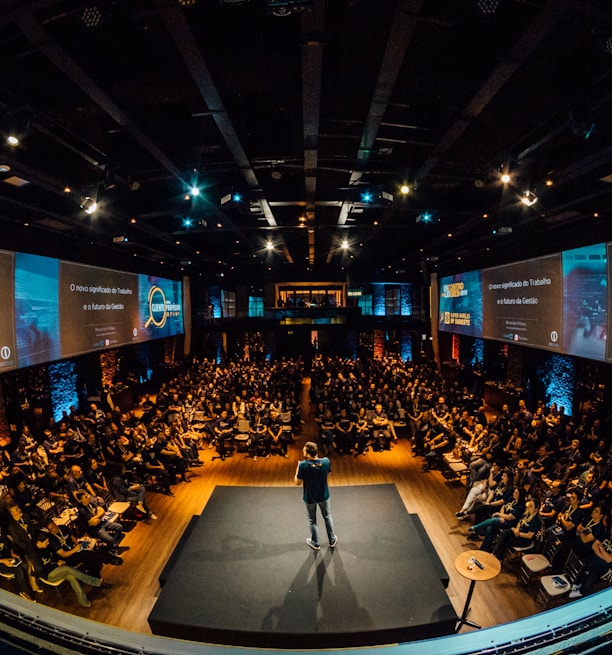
[138,275,184,342]
[0,251,16,372]
[59,262,141,358]
[15,253,61,368]
[438,270,483,337]
[0,247,184,371]
[438,241,612,362]
[563,243,607,361]
[482,254,563,351]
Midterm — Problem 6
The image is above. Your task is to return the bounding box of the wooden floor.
[39,378,539,639]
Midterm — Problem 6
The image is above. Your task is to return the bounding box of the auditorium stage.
[147,484,457,648]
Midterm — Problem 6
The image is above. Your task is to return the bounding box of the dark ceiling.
[1,0,612,286]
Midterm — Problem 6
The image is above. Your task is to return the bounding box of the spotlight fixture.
[221,191,243,205]
[80,196,98,215]
[400,184,410,195]
[5,111,31,147]
[595,32,612,56]
[266,240,274,251]
[520,190,537,207]
[475,0,500,15]
[340,239,349,250]
[500,173,511,184]
[190,186,200,197]
[81,6,103,29]
[416,212,433,223]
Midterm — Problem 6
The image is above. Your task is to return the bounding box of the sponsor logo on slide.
[145,285,168,328]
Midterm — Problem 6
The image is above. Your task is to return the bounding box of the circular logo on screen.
[144,285,168,329]
[0,346,11,360]
[550,331,559,343]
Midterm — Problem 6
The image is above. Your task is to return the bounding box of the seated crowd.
[0,356,305,605]
[0,352,610,610]
[309,354,612,601]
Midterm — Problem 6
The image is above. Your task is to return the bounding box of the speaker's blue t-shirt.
[297,457,331,504]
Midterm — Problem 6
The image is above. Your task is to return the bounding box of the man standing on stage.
[294,441,337,550]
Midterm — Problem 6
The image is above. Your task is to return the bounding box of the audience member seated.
[109,464,158,520]
[212,410,235,461]
[467,487,526,552]
[471,466,512,523]
[34,529,109,607]
[538,479,567,529]
[371,403,392,452]
[0,521,33,600]
[335,407,354,455]
[569,505,612,598]
[85,458,110,498]
[552,501,607,576]
[456,476,489,519]
[319,408,336,455]
[353,407,370,456]
[138,437,172,495]
[422,418,456,470]
[74,490,126,556]
[249,410,269,460]
[155,431,190,482]
[44,518,115,576]
[492,497,541,561]
[266,408,288,458]
[67,465,96,503]
[4,502,43,590]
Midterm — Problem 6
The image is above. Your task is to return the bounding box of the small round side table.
[454,549,501,631]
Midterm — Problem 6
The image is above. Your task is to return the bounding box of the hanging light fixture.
[80,196,98,215]
[520,190,537,207]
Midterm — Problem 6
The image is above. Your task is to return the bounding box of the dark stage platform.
[147,484,457,648]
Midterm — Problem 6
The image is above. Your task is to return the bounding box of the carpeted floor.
[148,483,457,648]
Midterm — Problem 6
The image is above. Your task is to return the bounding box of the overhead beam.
[326,0,424,264]
[155,0,293,265]
[300,0,326,265]
[414,0,571,183]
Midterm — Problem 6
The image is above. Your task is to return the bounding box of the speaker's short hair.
[304,441,318,457]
